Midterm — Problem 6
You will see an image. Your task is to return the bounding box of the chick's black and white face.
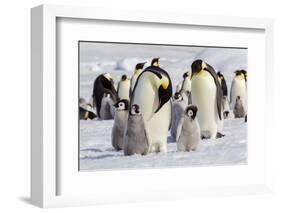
[131,104,141,115]
[118,102,125,110]
[187,109,194,118]
[114,99,129,111]
[185,105,198,120]
[174,92,183,101]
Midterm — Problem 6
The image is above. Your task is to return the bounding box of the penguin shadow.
[80,148,102,152]
[81,154,116,160]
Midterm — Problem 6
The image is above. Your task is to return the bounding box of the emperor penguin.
[111,99,129,151]
[170,92,185,139]
[130,62,146,93]
[92,73,118,118]
[181,71,192,93]
[217,72,231,119]
[130,61,173,153]
[233,96,246,118]
[230,70,247,111]
[176,105,201,152]
[99,93,115,120]
[191,59,224,139]
[117,75,131,101]
[123,104,149,156]
[217,72,228,97]
[79,98,96,120]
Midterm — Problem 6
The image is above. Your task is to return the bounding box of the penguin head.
[151,58,160,67]
[151,71,172,113]
[130,104,141,115]
[121,75,127,81]
[100,73,115,90]
[173,92,183,101]
[240,69,247,80]
[114,99,129,111]
[135,62,146,71]
[217,71,224,80]
[103,93,111,99]
[103,73,112,81]
[234,70,247,81]
[185,105,198,120]
[183,72,189,79]
[191,59,207,78]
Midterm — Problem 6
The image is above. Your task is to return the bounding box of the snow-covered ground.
[80,118,247,171]
[79,42,247,171]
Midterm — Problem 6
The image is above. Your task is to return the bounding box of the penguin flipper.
[176,117,185,142]
[204,64,223,120]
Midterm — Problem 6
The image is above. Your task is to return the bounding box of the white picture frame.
[31,4,274,208]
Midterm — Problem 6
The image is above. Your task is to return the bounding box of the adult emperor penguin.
[217,72,230,119]
[191,59,224,139]
[111,99,129,151]
[130,62,146,94]
[230,70,247,110]
[176,105,201,152]
[181,71,192,93]
[123,104,149,156]
[92,73,118,118]
[217,72,228,97]
[117,75,131,101]
[130,60,173,153]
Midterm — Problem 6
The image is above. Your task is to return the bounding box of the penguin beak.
[154,81,172,113]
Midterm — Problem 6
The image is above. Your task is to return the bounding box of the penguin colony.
[81,58,247,156]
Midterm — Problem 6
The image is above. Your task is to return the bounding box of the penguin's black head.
[173,92,183,101]
[101,73,114,90]
[240,69,247,80]
[151,58,160,66]
[130,104,141,115]
[114,99,129,111]
[185,105,198,120]
[121,75,127,81]
[191,59,203,78]
[183,72,189,79]
[234,70,242,76]
[135,62,146,70]
[217,72,224,79]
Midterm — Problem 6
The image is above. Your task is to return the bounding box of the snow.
[79,118,247,171]
[79,42,247,171]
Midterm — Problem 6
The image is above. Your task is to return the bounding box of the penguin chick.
[176,105,201,152]
[123,104,149,156]
[111,99,129,151]
[171,92,185,139]
[100,93,115,120]
[233,96,245,118]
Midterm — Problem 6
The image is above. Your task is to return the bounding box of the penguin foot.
[201,136,209,140]
[216,132,225,139]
